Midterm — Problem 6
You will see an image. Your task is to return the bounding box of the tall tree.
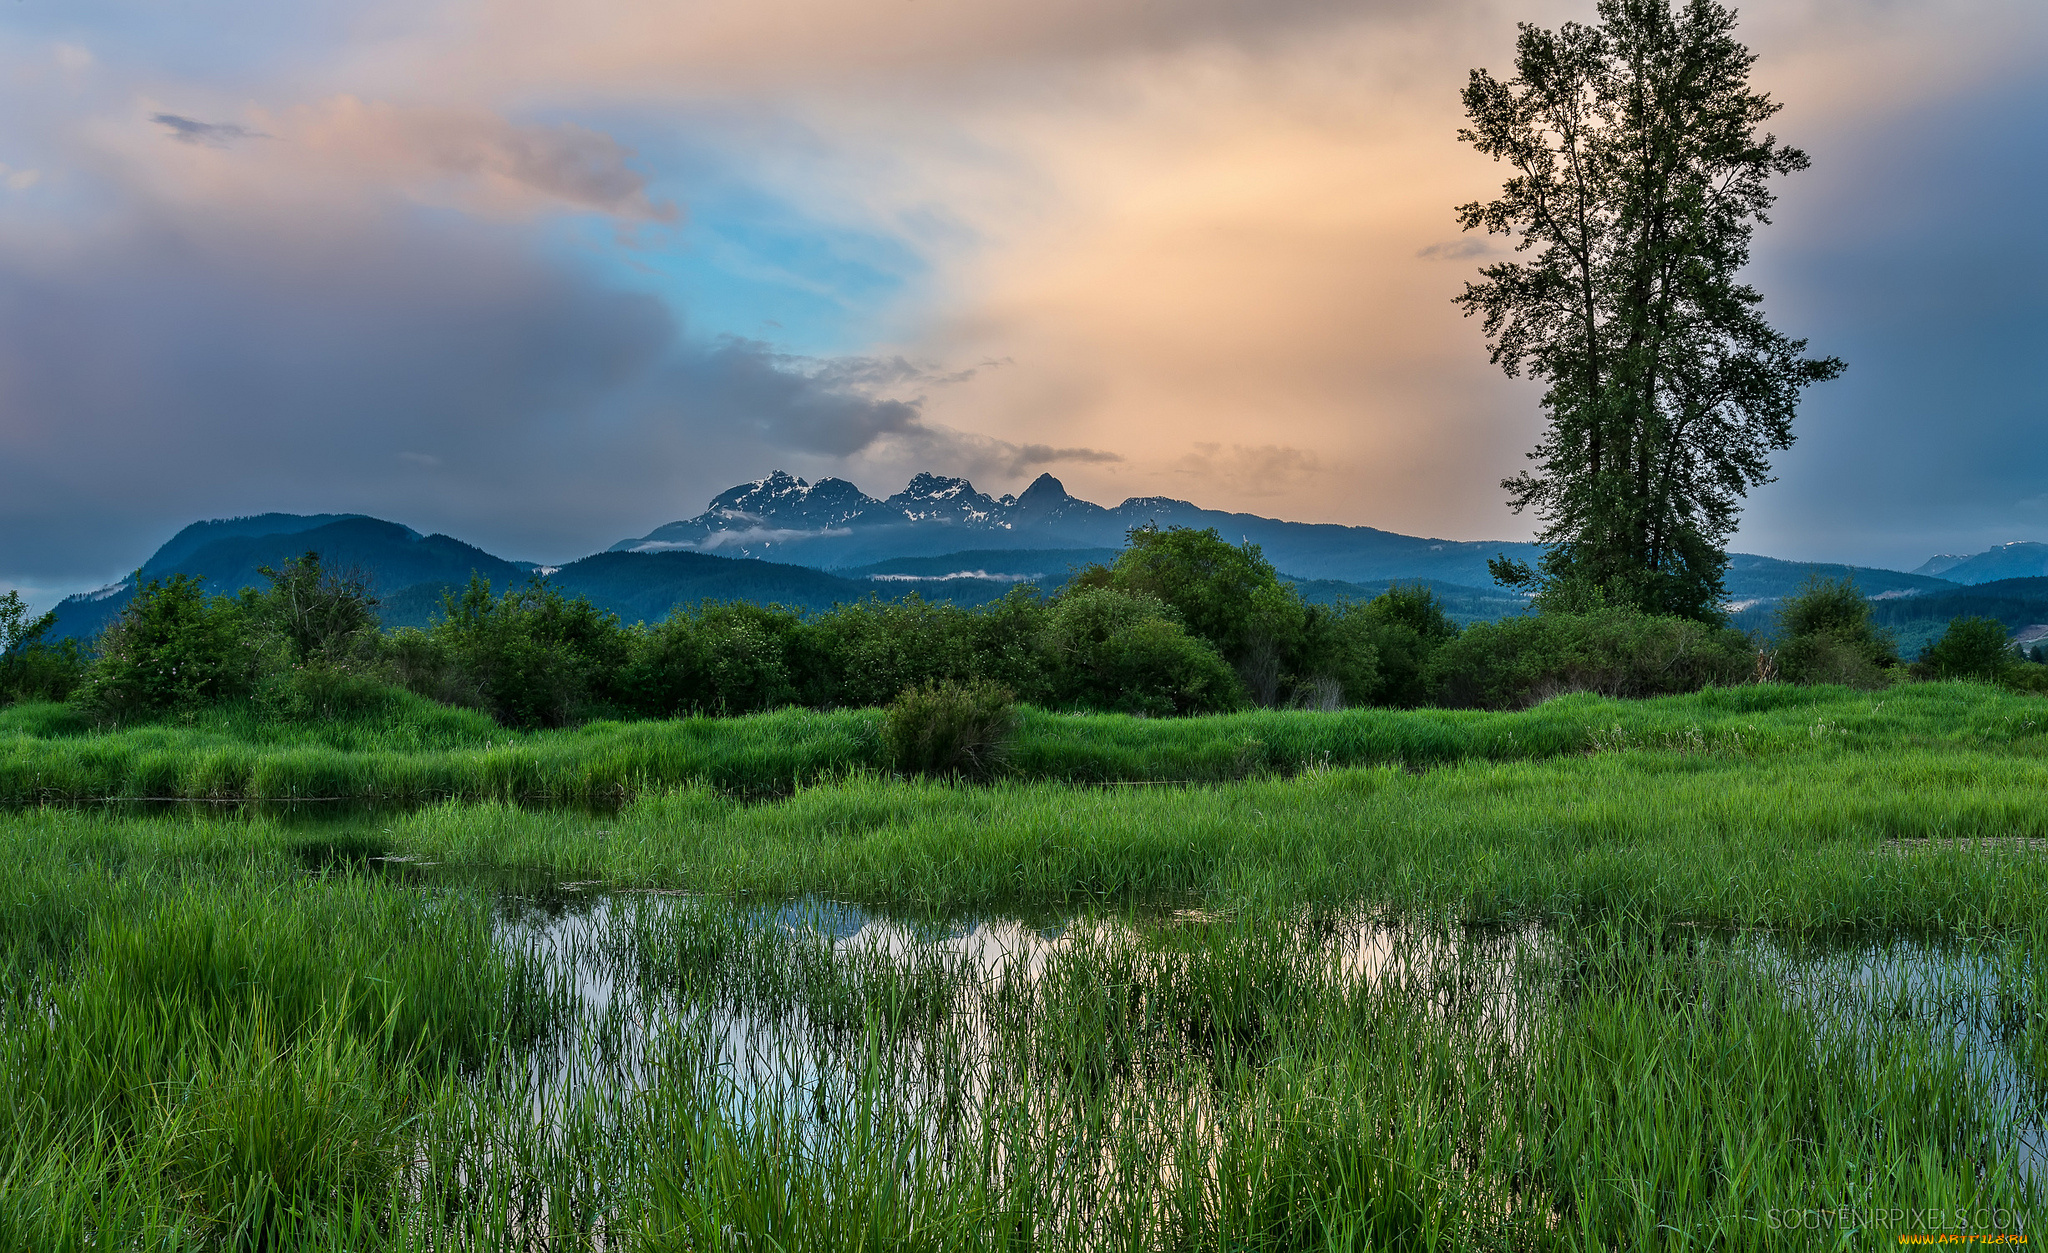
[1457,0,1843,620]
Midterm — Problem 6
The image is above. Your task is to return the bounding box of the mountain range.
[1911,542,2048,585]
[39,470,2048,651]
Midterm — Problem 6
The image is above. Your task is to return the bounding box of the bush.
[1085,525,1319,705]
[1775,633,1895,689]
[1289,603,1380,709]
[882,679,1017,777]
[247,552,382,668]
[1913,617,2011,682]
[72,574,254,722]
[0,590,85,705]
[625,601,800,717]
[1354,585,1459,708]
[2004,661,2048,694]
[795,597,979,709]
[423,576,630,728]
[1042,588,1244,717]
[1773,576,1897,687]
[964,587,1057,706]
[253,667,421,723]
[1428,608,1753,709]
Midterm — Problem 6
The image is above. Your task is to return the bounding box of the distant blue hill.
[50,517,528,641]
[45,471,2009,643]
[1912,542,2048,585]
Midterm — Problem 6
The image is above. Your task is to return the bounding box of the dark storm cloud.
[1735,75,2048,570]
[0,205,939,584]
[151,113,267,146]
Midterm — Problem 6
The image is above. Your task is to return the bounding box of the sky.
[0,0,2042,605]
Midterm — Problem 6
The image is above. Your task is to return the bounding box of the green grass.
[341,747,2046,931]
[0,683,2042,1247]
[5,679,2045,803]
[0,814,2033,1247]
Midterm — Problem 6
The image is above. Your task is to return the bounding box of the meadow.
[0,682,2041,1248]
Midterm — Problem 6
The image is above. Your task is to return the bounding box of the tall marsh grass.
[4,679,2045,804]
[0,677,2041,1247]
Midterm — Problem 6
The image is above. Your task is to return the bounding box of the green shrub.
[1428,607,1753,709]
[1775,632,1895,689]
[383,627,471,707]
[1100,525,1300,668]
[0,591,84,705]
[796,597,979,709]
[625,601,801,717]
[72,574,254,723]
[423,575,629,728]
[964,587,1057,706]
[1289,603,1380,709]
[882,679,1017,777]
[1913,617,2011,682]
[1042,588,1244,717]
[253,667,424,723]
[1354,585,1459,708]
[245,551,382,668]
[2003,661,2048,694]
[1084,524,1334,706]
[1773,575,1898,686]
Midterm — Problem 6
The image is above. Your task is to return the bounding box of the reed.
[5,679,2044,805]
[0,677,2040,1247]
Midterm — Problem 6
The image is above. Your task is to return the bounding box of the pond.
[346,857,2044,1245]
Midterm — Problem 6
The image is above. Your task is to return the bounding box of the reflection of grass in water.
[594,908,2039,1249]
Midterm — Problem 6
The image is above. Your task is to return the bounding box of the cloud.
[152,113,268,146]
[284,98,679,221]
[861,426,1122,483]
[654,341,1120,486]
[364,0,1443,97]
[1416,238,1494,260]
[0,199,942,581]
[1173,443,1323,497]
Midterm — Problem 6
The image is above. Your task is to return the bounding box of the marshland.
[1,673,2044,1248]
[5,0,2045,1242]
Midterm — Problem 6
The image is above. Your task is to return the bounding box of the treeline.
[3,528,2039,729]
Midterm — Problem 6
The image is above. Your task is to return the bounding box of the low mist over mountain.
[42,468,2035,647]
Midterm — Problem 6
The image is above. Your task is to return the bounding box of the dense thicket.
[31,525,2044,732]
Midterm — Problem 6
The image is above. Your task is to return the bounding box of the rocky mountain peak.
[1016,473,1070,507]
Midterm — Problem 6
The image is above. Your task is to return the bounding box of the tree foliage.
[1458,0,1843,619]
[1772,575,1897,687]
[1914,617,2011,682]
[1078,525,1377,707]
[74,575,254,722]
[1429,606,1753,708]
[0,590,85,705]
[250,552,382,668]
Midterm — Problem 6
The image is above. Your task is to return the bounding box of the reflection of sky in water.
[408,866,2042,1192]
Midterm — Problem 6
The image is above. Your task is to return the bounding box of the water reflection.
[369,861,2046,1194]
